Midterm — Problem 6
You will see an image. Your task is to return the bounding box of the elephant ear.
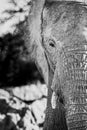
[25,0,49,85]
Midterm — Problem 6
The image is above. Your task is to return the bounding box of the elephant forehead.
[43,2,87,45]
[51,19,87,47]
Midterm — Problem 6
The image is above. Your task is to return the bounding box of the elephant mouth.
[51,43,87,129]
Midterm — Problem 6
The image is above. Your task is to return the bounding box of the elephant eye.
[49,40,55,48]
[44,39,56,54]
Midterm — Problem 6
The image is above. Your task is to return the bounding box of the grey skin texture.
[24,0,87,130]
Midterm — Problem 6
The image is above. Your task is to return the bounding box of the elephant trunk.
[62,44,87,130]
[65,84,87,130]
[52,43,87,130]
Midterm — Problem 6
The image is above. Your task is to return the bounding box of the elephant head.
[25,0,87,130]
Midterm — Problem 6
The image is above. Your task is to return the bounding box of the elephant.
[24,0,87,129]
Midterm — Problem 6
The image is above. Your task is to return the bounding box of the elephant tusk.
[51,91,57,109]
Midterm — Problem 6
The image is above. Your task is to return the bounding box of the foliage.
[0,24,44,87]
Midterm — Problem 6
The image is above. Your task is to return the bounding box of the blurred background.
[0,1,47,130]
[0,0,87,130]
